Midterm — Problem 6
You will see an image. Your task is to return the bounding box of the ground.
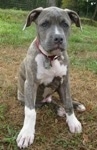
[0,46,97,150]
[0,9,97,150]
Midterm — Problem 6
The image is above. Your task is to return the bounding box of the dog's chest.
[35,54,67,85]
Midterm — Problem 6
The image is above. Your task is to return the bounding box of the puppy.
[16,7,85,149]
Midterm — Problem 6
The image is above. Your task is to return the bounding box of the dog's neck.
[35,38,59,61]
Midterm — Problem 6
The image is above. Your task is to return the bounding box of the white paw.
[76,104,86,112]
[42,96,52,103]
[57,107,66,117]
[17,127,34,149]
[17,107,36,149]
[66,113,82,133]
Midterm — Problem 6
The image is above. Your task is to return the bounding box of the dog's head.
[23,7,81,56]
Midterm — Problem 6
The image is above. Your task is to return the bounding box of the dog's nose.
[54,35,63,44]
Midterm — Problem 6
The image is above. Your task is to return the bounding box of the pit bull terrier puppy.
[16,7,85,149]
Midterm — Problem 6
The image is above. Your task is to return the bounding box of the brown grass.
[0,46,97,150]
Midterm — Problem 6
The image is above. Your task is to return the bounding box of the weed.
[0,125,18,150]
[0,104,7,120]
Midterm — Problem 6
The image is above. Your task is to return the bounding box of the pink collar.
[35,38,59,61]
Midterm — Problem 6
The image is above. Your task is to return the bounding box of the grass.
[68,25,97,73]
[0,8,97,150]
[0,8,36,47]
[0,104,7,120]
[0,104,17,150]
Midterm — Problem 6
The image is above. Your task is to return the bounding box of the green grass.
[0,9,36,47]
[68,25,97,73]
[71,58,97,73]
[69,25,97,53]
[0,8,97,150]
[0,104,17,149]
[0,104,7,120]
[0,124,18,150]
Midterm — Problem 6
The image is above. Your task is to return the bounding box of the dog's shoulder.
[20,38,38,74]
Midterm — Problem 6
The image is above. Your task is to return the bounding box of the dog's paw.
[76,104,86,112]
[16,127,34,149]
[66,113,82,133]
[57,107,66,117]
[42,96,52,103]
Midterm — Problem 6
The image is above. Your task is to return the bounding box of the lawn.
[0,8,97,150]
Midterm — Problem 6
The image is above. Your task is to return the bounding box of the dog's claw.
[17,128,34,149]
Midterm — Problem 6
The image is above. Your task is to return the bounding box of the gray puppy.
[16,7,85,149]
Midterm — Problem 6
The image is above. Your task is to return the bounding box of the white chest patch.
[35,54,67,85]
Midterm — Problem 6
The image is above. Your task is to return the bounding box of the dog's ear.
[23,7,43,30]
[64,9,82,30]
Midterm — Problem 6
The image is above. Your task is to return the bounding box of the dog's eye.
[41,21,50,28]
[60,20,69,28]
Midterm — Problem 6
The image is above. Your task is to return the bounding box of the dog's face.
[23,7,81,55]
[36,7,70,55]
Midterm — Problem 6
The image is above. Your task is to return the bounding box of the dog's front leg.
[58,77,82,133]
[17,79,37,149]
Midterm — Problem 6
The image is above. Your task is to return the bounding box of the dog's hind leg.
[17,90,24,103]
[73,100,86,112]
[17,64,25,103]
[57,101,86,117]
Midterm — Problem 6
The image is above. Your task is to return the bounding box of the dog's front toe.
[66,113,82,133]
[17,128,34,149]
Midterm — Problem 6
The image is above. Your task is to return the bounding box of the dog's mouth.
[49,48,62,56]
[48,44,65,52]
[48,44,64,55]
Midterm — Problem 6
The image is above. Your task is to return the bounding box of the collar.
[35,38,59,61]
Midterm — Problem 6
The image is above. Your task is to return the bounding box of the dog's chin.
[50,49,61,56]
[48,48,64,56]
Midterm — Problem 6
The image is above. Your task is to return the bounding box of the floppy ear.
[64,9,82,30]
[23,7,43,30]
